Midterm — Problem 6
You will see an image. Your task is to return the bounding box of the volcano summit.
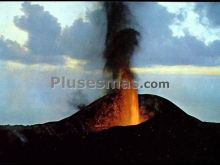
[0,91,219,164]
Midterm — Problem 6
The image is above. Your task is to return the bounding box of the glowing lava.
[91,70,150,132]
[117,69,143,126]
[90,74,151,132]
[121,87,140,125]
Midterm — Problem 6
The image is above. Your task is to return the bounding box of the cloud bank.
[0,2,220,124]
[0,2,106,69]
[128,2,220,67]
[1,2,220,67]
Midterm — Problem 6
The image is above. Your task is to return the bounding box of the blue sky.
[0,2,219,124]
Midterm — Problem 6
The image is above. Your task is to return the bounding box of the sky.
[0,2,219,125]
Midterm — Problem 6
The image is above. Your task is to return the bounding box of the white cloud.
[158,2,194,14]
[0,2,98,45]
[158,2,220,46]
[129,2,220,66]
[0,2,106,70]
[31,2,99,28]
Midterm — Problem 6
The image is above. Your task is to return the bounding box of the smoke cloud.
[102,2,140,80]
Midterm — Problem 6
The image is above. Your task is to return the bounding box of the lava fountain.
[118,69,142,126]
[87,2,148,131]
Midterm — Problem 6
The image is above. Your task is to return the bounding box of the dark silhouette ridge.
[0,93,219,163]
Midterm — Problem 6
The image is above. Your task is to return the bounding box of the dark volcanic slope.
[85,95,220,164]
[0,93,220,164]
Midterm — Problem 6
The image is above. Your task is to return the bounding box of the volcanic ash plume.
[100,2,145,127]
[103,2,140,80]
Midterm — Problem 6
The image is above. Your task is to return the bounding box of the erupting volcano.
[100,2,145,128]
[0,2,220,164]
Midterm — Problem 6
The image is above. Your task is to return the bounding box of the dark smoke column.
[103,2,140,80]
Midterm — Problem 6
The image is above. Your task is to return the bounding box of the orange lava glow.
[117,69,145,126]
[91,69,150,132]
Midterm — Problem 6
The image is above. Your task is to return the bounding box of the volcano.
[0,92,220,164]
